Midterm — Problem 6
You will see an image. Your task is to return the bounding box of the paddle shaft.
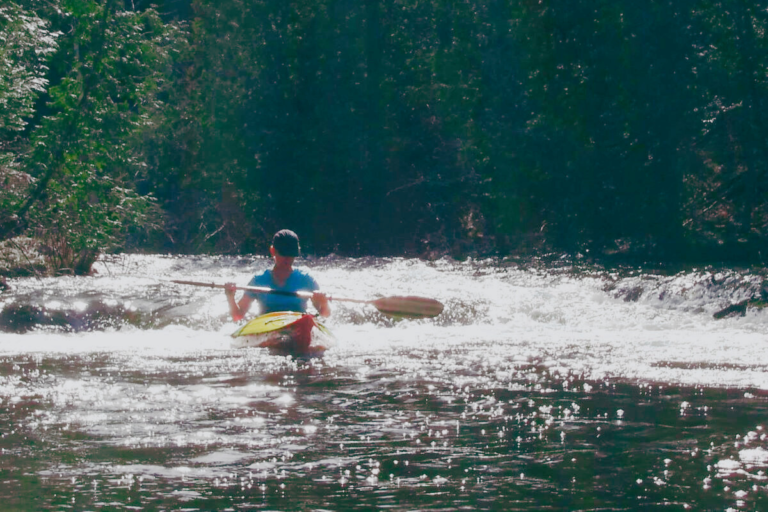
[170,279,444,318]
[171,280,369,304]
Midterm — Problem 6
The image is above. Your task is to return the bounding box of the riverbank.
[0,237,47,278]
[0,236,101,278]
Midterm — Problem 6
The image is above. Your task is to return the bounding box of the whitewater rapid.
[2,255,766,388]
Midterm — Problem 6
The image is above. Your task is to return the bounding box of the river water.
[0,255,767,510]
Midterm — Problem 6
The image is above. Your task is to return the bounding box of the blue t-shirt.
[245,269,319,314]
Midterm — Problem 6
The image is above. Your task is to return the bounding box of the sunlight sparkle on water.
[1,255,767,510]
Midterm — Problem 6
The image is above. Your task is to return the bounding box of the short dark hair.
[272,229,300,257]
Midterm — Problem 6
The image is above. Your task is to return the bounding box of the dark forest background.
[3,0,768,273]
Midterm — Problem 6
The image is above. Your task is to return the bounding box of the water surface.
[1,255,767,510]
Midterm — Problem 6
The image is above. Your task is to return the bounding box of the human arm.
[225,282,254,321]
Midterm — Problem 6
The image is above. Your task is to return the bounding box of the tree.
[2,0,181,273]
[0,2,58,234]
[684,0,768,261]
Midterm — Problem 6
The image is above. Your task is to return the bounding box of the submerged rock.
[713,298,768,319]
[0,301,148,333]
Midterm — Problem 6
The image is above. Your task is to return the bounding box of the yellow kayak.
[231,311,334,353]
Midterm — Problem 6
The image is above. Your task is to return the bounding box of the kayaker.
[225,229,330,321]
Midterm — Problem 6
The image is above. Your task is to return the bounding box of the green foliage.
[139,0,768,261]
[2,0,181,273]
[683,1,768,259]
[0,3,57,136]
[139,0,257,253]
[0,2,58,229]
[4,0,768,266]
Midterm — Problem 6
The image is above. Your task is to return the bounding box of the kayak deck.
[231,311,334,353]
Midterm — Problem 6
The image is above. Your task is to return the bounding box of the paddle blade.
[370,296,444,319]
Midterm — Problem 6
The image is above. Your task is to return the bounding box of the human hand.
[224,282,237,298]
[312,291,331,317]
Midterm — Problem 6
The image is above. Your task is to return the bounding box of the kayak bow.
[230,311,334,353]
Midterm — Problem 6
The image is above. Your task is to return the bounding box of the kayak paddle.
[170,280,444,319]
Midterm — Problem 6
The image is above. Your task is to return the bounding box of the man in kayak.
[225,229,330,321]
